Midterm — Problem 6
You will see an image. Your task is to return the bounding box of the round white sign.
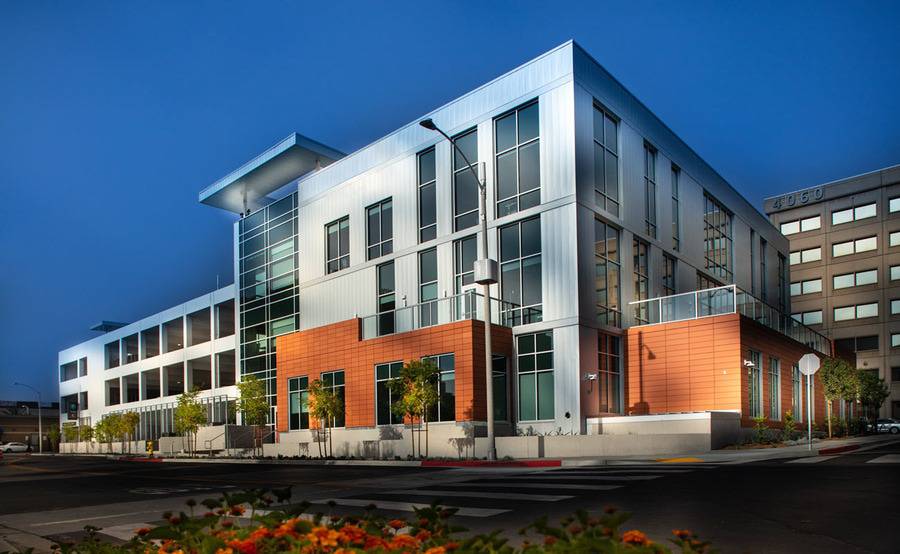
[798,353,820,376]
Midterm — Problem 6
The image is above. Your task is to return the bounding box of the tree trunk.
[826,401,833,438]
[424,412,429,459]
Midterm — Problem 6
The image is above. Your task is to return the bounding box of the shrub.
[53,489,714,553]
[752,415,768,444]
[782,411,796,442]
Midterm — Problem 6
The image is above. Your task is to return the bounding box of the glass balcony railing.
[630,285,831,356]
[360,291,518,340]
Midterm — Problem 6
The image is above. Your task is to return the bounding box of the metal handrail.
[204,429,227,457]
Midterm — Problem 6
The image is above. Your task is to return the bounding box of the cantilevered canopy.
[199,133,344,214]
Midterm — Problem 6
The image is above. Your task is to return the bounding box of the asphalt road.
[1,438,898,553]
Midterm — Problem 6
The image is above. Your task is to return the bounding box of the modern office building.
[59,41,829,452]
[765,164,900,418]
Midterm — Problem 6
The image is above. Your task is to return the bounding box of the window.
[320,370,345,427]
[366,198,393,260]
[892,266,900,281]
[832,203,876,225]
[500,217,542,324]
[791,310,823,325]
[780,216,821,235]
[891,231,900,247]
[492,356,509,421]
[163,317,183,352]
[325,216,350,274]
[217,350,235,387]
[105,340,120,369]
[832,236,877,257]
[419,248,438,326]
[643,143,657,238]
[80,391,88,410]
[834,302,878,321]
[748,350,762,418]
[60,361,78,382]
[834,269,878,289]
[141,369,160,399]
[123,373,139,403]
[671,165,680,250]
[164,363,184,396]
[517,332,554,421]
[892,299,900,315]
[78,357,88,377]
[778,254,787,312]
[187,308,210,347]
[598,333,622,414]
[188,356,212,391]
[790,278,822,296]
[215,300,234,338]
[106,378,121,406]
[792,364,802,422]
[769,357,781,421]
[662,254,676,296]
[760,239,767,300]
[893,367,900,381]
[495,100,540,216]
[893,334,900,348]
[836,335,880,353]
[595,219,621,327]
[452,128,479,231]
[704,193,733,282]
[633,238,649,324]
[375,362,403,425]
[422,354,456,422]
[122,334,139,364]
[891,197,900,213]
[288,377,309,430]
[377,262,395,336]
[417,148,437,242]
[140,327,159,359]
[789,247,822,265]
[453,236,476,293]
[592,103,619,216]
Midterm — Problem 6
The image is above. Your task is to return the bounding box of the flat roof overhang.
[199,133,344,214]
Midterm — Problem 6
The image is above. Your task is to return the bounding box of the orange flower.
[215,549,234,554]
[337,524,367,545]
[306,526,340,548]
[226,538,257,554]
[673,529,691,540]
[274,518,301,539]
[424,547,446,554]
[388,533,420,549]
[444,542,460,551]
[622,529,651,546]
[415,529,432,541]
[388,519,407,530]
[229,505,246,516]
[364,535,388,550]
[135,527,151,536]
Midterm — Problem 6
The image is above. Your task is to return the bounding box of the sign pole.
[807,374,812,451]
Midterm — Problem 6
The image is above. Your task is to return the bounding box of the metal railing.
[629,285,831,355]
[361,291,519,339]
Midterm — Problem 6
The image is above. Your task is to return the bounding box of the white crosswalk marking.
[313,498,508,518]
[441,482,622,491]
[395,489,572,501]
[786,456,836,464]
[865,454,900,464]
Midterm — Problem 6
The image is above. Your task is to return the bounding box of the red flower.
[135,527,151,536]
[388,519,406,530]
[622,529,651,546]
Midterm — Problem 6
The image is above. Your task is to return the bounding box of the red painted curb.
[819,444,860,455]
[420,459,561,468]
[117,457,163,463]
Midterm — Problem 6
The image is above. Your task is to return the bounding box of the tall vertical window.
[419,248,438,326]
[633,238,649,324]
[643,143,657,238]
[452,129,479,231]
[704,192,733,282]
[592,103,619,216]
[377,262,395,336]
[105,340,120,368]
[777,253,787,312]
[366,198,393,260]
[453,236,476,293]
[598,333,622,414]
[500,217,543,324]
[595,219,621,327]
[288,376,309,430]
[671,165,680,250]
[375,362,403,425]
[759,239,768,300]
[662,254,676,296]
[325,216,350,274]
[792,364,802,422]
[320,370,345,428]
[417,148,437,242]
[517,332,554,421]
[769,357,781,420]
[748,350,762,418]
[495,100,540,216]
[423,354,456,422]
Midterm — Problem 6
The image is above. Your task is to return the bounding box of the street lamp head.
[419,118,437,131]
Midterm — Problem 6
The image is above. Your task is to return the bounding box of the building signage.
[770,187,824,210]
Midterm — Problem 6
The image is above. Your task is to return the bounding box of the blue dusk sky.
[1,1,899,401]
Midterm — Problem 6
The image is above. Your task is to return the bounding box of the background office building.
[60,41,828,451]
[766,165,900,418]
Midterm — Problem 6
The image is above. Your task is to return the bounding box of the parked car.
[872,418,900,434]
[0,442,31,453]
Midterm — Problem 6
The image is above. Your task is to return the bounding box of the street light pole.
[14,382,42,453]
[419,118,497,460]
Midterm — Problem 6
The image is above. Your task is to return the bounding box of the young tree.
[94,417,114,453]
[174,389,208,456]
[122,412,141,454]
[857,371,890,422]
[62,424,79,443]
[308,379,343,458]
[820,357,858,438]
[79,424,94,445]
[389,359,440,458]
[237,375,270,456]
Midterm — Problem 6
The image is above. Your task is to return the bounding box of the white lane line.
[441,482,622,491]
[394,489,573,501]
[785,456,837,464]
[865,454,900,464]
[501,475,660,481]
[31,510,162,527]
[313,499,508,518]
